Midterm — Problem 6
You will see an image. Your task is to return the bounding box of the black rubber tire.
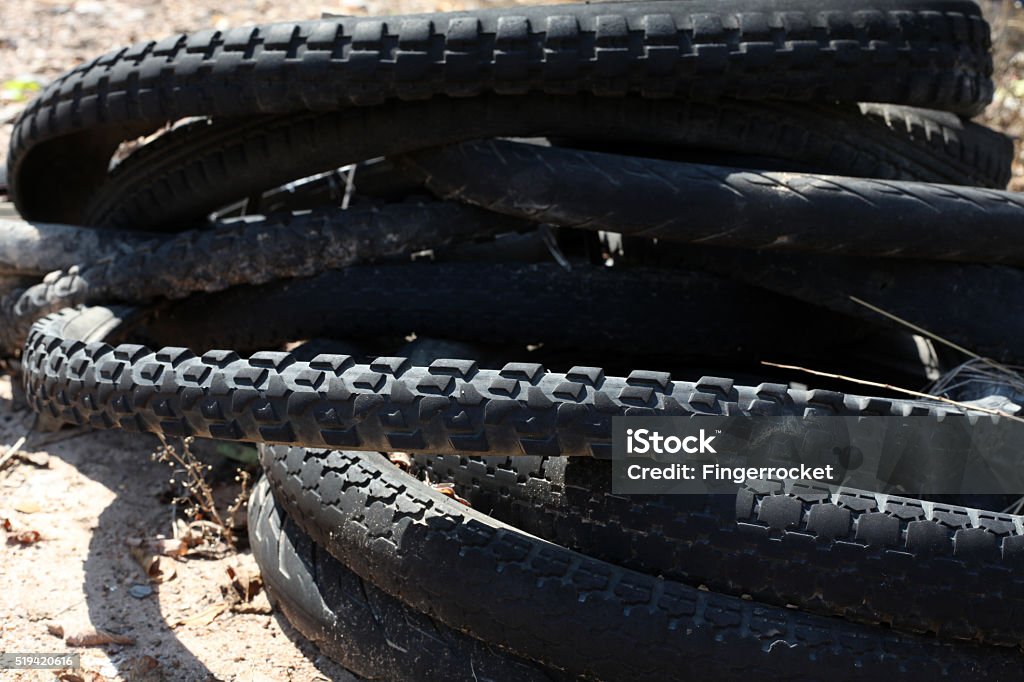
[401,139,1024,265]
[415,453,1024,646]
[22,305,1012,463]
[80,94,1010,232]
[0,217,163,278]
[258,445,1023,681]
[633,244,1024,366]
[135,262,892,362]
[248,476,573,682]
[137,261,943,389]
[8,0,994,223]
[549,102,1012,187]
[0,201,520,356]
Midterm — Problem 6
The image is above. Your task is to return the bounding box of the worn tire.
[24,305,1007,461]
[248,476,573,682]
[80,95,1011,231]
[0,201,518,355]
[634,244,1024,366]
[402,139,1024,264]
[135,262,896,365]
[258,445,1023,681]
[416,453,1024,646]
[9,0,994,222]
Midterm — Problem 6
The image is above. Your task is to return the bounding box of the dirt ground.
[0,373,361,682]
[1,1,1023,682]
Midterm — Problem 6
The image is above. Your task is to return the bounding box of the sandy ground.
[0,374,360,682]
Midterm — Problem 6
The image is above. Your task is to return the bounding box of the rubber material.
[650,245,1024,365]
[402,139,1024,264]
[248,476,572,682]
[135,262,889,361]
[0,201,518,355]
[23,305,994,460]
[259,445,1022,681]
[552,102,1012,187]
[0,218,162,277]
[79,94,1012,231]
[137,261,940,388]
[8,0,994,223]
[415,454,1024,646]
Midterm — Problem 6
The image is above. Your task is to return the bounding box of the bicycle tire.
[0,217,163,277]
[248,476,574,682]
[134,262,890,362]
[415,453,1024,646]
[258,444,1023,681]
[80,95,1010,232]
[8,0,994,223]
[23,305,1008,462]
[0,201,519,355]
[652,245,1024,365]
[82,96,1014,232]
[402,139,1024,264]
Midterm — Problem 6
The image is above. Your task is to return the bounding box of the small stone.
[128,584,153,599]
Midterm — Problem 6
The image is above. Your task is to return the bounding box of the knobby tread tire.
[258,445,1023,681]
[22,306,1002,460]
[8,0,994,222]
[402,139,1024,264]
[416,454,1024,646]
[79,95,1012,231]
[248,476,573,682]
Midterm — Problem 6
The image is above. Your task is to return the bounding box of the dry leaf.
[47,622,65,638]
[125,654,162,681]
[230,598,272,616]
[65,628,135,647]
[17,450,50,468]
[388,452,412,470]
[431,483,470,507]
[1,517,11,532]
[128,546,176,584]
[57,671,105,682]
[12,529,41,545]
[126,536,189,557]
[224,565,263,603]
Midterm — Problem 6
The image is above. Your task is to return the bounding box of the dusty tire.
[9,0,994,222]
[248,476,572,682]
[258,445,1022,682]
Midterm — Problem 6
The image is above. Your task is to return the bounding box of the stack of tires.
[5,0,1024,679]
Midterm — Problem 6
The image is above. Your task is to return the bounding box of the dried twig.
[848,295,1013,374]
[153,435,237,549]
[0,435,27,471]
[761,361,1024,423]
